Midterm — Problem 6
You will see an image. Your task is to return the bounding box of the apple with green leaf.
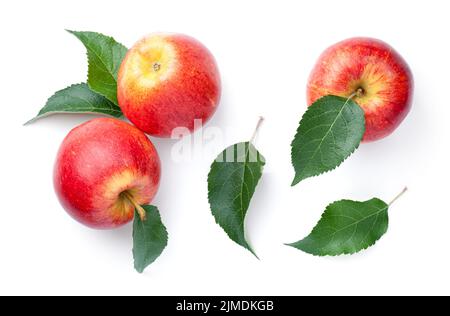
[54,118,161,229]
[307,37,414,142]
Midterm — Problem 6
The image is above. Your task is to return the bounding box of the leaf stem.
[348,91,358,100]
[250,116,265,144]
[123,191,147,221]
[389,187,408,207]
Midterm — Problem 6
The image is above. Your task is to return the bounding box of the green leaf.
[133,205,168,273]
[67,30,128,104]
[25,83,122,124]
[207,142,265,257]
[287,198,389,256]
[291,95,365,186]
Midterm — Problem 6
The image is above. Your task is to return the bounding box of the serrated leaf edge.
[207,142,265,259]
[286,198,389,257]
[24,83,123,125]
[132,206,169,274]
[291,95,365,186]
[66,30,127,104]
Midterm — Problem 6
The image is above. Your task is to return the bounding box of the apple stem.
[348,91,358,100]
[355,88,365,98]
[389,187,408,207]
[250,116,265,144]
[123,192,147,221]
[153,62,161,72]
[348,88,364,100]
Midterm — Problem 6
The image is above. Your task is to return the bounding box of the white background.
[1,0,449,296]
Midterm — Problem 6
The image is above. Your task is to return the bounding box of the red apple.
[307,37,413,142]
[54,118,161,229]
[117,33,221,137]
